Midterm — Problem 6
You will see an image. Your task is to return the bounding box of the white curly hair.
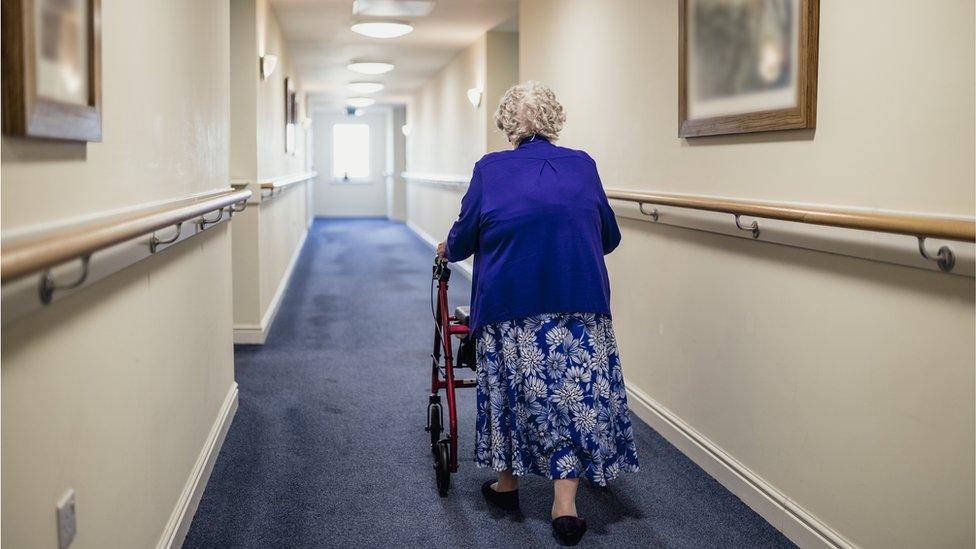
[493,81,566,145]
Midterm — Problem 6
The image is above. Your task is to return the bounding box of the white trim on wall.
[232,172,316,205]
[624,383,857,549]
[402,170,975,277]
[406,220,473,279]
[157,382,239,549]
[1,187,236,241]
[233,228,308,344]
[611,198,975,278]
[402,172,470,191]
[2,212,235,326]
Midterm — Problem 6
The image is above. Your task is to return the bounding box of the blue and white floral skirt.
[474,312,639,486]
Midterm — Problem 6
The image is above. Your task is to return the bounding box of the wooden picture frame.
[284,76,296,154]
[678,0,818,138]
[2,0,102,141]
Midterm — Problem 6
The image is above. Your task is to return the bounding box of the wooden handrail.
[401,171,469,184]
[259,171,317,193]
[1,188,251,284]
[401,172,469,191]
[606,189,975,243]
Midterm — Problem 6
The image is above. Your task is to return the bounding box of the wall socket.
[56,489,76,549]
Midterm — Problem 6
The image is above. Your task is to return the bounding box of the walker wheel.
[426,400,443,452]
[434,440,451,497]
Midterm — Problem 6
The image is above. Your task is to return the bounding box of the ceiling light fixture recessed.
[348,82,385,94]
[353,0,435,17]
[351,21,413,39]
[347,97,376,108]
[347,61,395,75]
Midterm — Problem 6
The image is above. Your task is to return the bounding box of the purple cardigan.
[445,137,621,332]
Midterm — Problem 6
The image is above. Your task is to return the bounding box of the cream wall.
[485,32,519,153]
[230,0,258,180]
[230,0,312,341]
[406,183,469,249]
[1,3,230,228]
[518,1,975,548]
[405,31,519,244]
[256,0,308,181]
[259,186,309,314]
[1,1,234,548]
[408,35,488,176]
[387,106,408,221]
[520,1,974,214]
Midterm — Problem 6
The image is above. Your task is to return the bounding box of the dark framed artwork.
[2,0,102,141]
[284,76,296,154]
[679,0,819,138]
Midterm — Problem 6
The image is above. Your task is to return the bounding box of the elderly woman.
[437,81,638,546]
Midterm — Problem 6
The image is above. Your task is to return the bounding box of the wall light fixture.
[260,54,278,80]
[467,88,483,108]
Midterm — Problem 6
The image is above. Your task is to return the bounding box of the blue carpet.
[183,218,795,549]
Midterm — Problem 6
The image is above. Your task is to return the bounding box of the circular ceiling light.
[351,20,413,39]
[347,97,376,108]
[347,61,395,75]
[348,82,385,94]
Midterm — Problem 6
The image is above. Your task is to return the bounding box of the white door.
[312,111,389,217]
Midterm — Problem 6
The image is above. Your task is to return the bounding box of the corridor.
[183,219,793,549]
[2,1,974,548]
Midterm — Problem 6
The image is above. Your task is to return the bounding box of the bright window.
[332,123,370,180]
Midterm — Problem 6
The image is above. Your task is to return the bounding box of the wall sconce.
[260,54,278,80]
[401,124,410,136]
[467,88,483,108]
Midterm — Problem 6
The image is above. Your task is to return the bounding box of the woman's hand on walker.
[437,241,448,262]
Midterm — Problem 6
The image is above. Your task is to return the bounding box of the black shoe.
[551,516,587,546]
[481,480,519,512]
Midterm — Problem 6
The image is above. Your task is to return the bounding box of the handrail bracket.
[638,203,659,222]
[918,237,955,272]
[197,209,224,229]
[39,255,91,304]
[734,215,760,239]
[149,222,183,253]
[228,200,248,215]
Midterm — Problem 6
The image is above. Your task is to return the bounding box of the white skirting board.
[156,382,239,549]
[233,229,308,344]
[405,220,473,278]
[624,383,857,549]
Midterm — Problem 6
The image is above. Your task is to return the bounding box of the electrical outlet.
[56,489,76,549]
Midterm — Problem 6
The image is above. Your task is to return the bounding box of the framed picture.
[2,0,102,141]
[285,77,296,154]
[679,0,819,138]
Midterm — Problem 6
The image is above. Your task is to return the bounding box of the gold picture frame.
[285,76,297,154]
[679,0,819,138]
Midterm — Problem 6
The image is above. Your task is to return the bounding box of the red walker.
[426,256,477,496]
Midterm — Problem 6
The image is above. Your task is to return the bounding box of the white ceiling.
[270,0,519,110]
